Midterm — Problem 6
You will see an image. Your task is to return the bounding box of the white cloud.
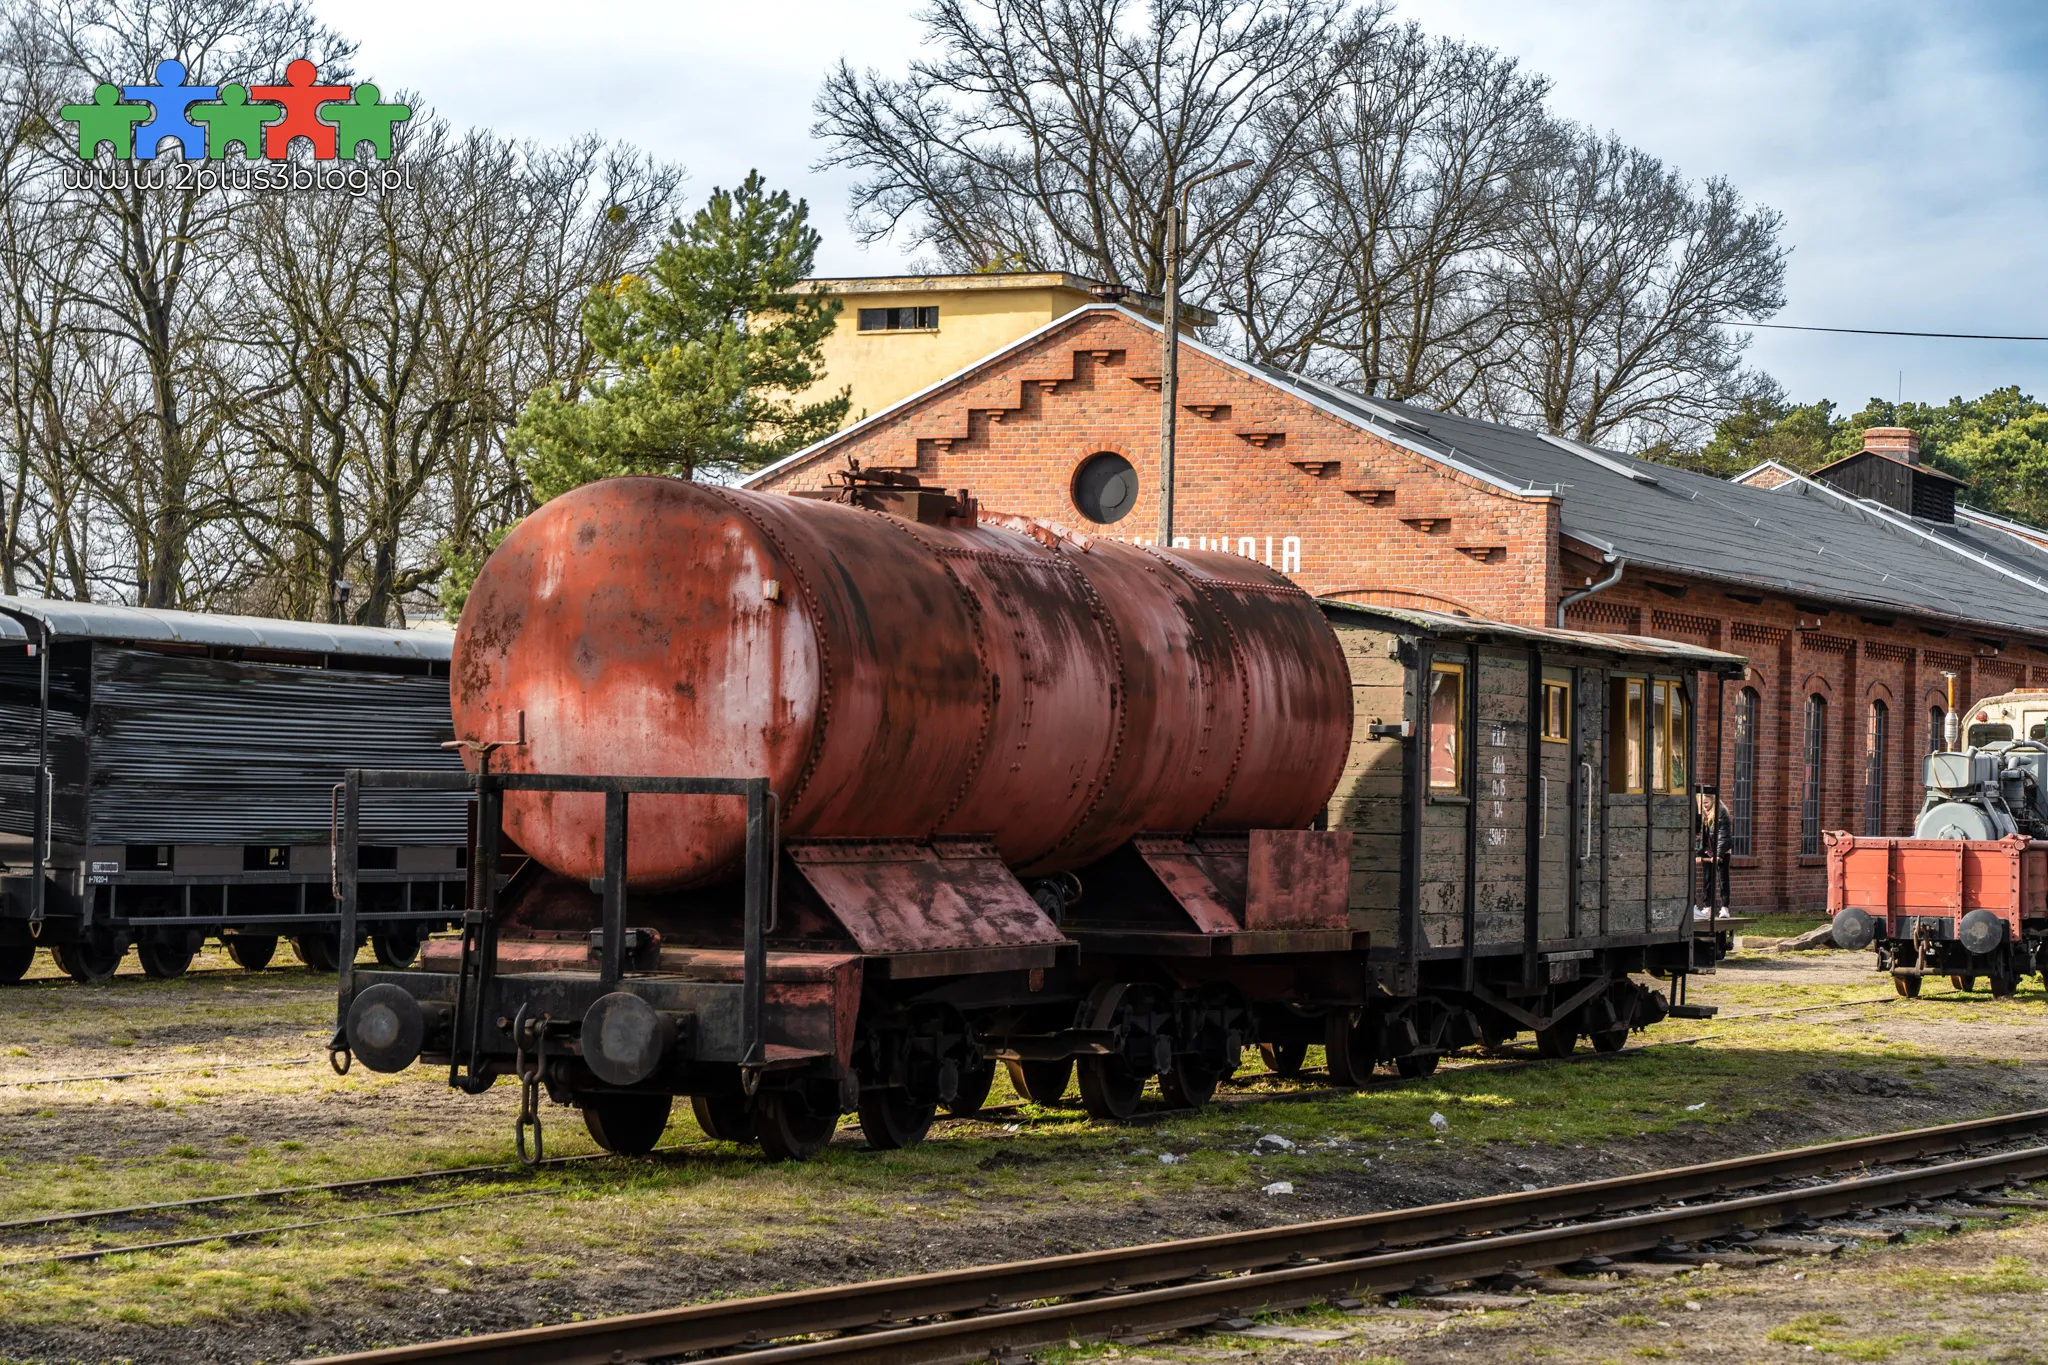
[317,0,2048,404]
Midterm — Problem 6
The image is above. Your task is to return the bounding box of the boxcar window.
[1609,677,1645,793]
[1928,705,1946,753]
[1665,684,1689,791]
[1649,681,1669,792]
[1428,660,1465,794]
[1542,679,1570,743]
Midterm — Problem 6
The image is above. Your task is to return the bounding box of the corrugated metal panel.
[85,648,465,845]
[0,596,452,662]
[0,646,88,842]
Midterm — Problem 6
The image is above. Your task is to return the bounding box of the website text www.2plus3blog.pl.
[63,160,415,195]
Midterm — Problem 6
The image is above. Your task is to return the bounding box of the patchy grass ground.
[0,942,2043,1364]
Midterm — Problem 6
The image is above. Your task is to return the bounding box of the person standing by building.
[1695,786,1732,914]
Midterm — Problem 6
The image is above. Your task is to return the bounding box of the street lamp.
[1158,158,1253,550]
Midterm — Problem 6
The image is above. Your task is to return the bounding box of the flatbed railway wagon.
[332,473,1746,1160]
[1828,689,2048,996]
[0,599,469,983]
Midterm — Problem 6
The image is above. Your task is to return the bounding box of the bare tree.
[1222,26,1550,410]
[15,0,355,605]
[1494,124,1787,446]
[814,0,1367,296]
[221,120,680,625]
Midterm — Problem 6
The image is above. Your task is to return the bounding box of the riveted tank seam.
[853,510,999,836]
[713,488,833,825]
[1183,569,1255,832]
[1029,546,1129,870]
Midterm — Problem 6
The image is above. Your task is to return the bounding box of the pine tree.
[512,172,848,499]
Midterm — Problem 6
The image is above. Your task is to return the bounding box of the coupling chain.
[512,1003,553,1165]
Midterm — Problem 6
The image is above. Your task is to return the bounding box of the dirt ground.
[1,943,2044,1365]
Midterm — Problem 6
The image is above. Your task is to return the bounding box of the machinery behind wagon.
[1828,688,2048,996]
[333,471,1745,1161]
[0,600,468,983]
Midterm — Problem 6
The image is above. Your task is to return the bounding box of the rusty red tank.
[452,476,1352,889]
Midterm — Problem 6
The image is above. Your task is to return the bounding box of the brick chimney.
[1862,426,1920,465]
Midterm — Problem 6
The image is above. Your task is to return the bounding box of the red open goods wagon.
[1825,830,2048,995]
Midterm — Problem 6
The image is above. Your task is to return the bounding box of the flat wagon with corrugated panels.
[0,599,469,984]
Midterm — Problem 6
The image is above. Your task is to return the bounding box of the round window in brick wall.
[1072,452,1138,524]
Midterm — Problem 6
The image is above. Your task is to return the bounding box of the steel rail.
[0,1195,541,1269]
[0,1142,713,1235]
[687,1144,2048,1365]
[0,1058,312,1090]
[300,1107,2048,1365]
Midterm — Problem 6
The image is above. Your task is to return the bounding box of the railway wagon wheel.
[945,1059,996,1117]
[1893,972,1922,998]
[372,931,421,969]
[136,934,196,980]
[0,943,35,984]
[1988,968,2019,999]
[224,936,277,971]
[1258,1041,1309,1078]
[1157,1054,1221,1109]
[54,934,124,983]
[857,1087,936,1150]
[582,1093,673,1155]
[1534,1021,1580,1059]
[1324,1010,1375,1087]
[294,934,344,973]
[1394,1052,1439,1078]
[1076,1054,1146,1121]
[753,1089,838,1161]
[1005,1058,1073,1106]
[1949,975,1978,992]
[690,1093,756,1144]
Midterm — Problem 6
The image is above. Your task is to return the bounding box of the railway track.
[301,1108,2048,1365]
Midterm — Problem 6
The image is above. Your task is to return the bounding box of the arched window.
[1864,701,1889,836]
[1732,687,1758,856]
[1801,694,1827,856]
[1929,705,1947,754]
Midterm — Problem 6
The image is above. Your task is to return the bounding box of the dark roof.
[1244,367,2048,636]
[1810,449,1967,486]
[0,597,453,661]
[1320,599,1748,676]
[753,305,2048,639]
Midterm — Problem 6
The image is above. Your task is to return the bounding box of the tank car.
[333,471,1743,1160]
[1828,688,2048,996]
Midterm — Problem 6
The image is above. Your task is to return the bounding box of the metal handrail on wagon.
[332,769,775,1087]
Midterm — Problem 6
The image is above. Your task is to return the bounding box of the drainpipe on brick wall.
[1556,555,1627,629]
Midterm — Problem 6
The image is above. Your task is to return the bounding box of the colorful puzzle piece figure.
[249,58,351,159]
[188,84,283,160]
[320,84,412,160]
[121,59,218,159]
[59,84,150,159]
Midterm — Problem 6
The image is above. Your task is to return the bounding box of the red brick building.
[748,306,2048,915]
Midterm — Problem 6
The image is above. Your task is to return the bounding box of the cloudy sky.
[321,0,2048,411]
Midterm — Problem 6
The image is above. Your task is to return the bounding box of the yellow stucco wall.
[801,285,1091,422]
